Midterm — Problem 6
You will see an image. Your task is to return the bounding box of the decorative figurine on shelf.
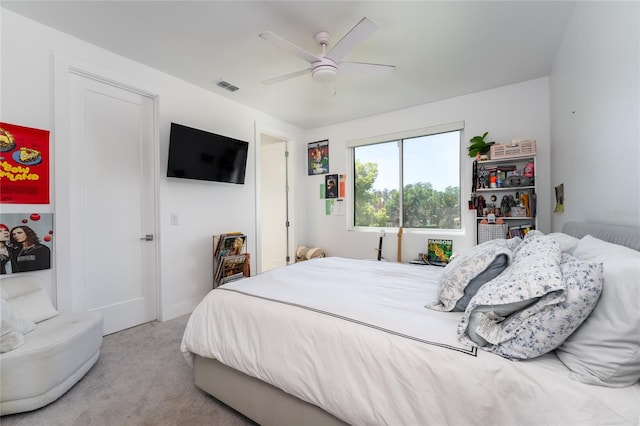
[520,193,531,217]
[476,195,486,216]
[478,166,489,189]
[501,195,517,217]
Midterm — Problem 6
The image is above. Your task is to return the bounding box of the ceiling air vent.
[215,80,239,92]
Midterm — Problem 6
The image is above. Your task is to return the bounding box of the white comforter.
[181,257,640,426]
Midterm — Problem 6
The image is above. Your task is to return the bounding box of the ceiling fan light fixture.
[312,64,338,84]
[260,17,394,89]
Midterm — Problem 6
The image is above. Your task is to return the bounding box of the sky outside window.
[404,132,460,191]
[356,132,459,192]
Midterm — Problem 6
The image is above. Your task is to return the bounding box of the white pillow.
[7,288,58,323]
[1,297,36,353]
[556,235,640,387]
[1,275,44,298]
[547,232,580,254]
[0,328,25,353]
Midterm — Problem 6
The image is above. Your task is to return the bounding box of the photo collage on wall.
[307,139,346,215]
[0,122,53,274]
[323,174,347,216]
[0,213,53,274]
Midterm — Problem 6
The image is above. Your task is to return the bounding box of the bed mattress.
[181,257,640,425]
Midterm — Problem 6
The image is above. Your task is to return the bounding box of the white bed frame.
[192,221,640,426]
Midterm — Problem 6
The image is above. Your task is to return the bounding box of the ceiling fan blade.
[262,68,310,85]
[325,17,378,62]
[339,62,395,76]
[259,31,318,64]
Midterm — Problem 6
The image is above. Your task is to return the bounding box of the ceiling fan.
[259,17,395,86]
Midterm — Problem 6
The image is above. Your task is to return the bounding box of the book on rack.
[214,233,246,260]
[508,224,533,239]
[215,253,248,285]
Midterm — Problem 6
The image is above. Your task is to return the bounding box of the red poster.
[0,122,50,204]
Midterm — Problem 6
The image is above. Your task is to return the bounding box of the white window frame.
[346,121,465,234]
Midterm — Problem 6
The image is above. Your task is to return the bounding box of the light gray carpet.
[2,314,256,426]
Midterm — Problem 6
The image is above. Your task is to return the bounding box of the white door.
[68,72,157,335]
[259,135,289,272]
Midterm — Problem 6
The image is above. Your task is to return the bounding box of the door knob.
[140,234,154,241]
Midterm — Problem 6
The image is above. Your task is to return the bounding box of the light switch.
[171,214,179,225]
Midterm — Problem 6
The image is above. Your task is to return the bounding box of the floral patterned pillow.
[458,238,604,360]
[426,239,514,312]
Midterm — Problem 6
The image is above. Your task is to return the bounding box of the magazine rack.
[213,233,250,288]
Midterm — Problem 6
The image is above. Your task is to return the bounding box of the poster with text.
[308,140,329,175]
[0,122,50,204]
[0,212,53,274]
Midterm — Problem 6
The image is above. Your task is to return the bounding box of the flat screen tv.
[167,122,249,184]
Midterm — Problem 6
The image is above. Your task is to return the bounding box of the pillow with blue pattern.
[458,235,603,360]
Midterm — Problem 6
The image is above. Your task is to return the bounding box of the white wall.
[4,2,636,321]
[0,9,304,320]
[301,78,551,261]
[549,1,640,231]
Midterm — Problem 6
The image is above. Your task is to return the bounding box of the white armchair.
[0,275,103,415]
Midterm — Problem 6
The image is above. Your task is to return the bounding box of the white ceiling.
[2,1,575,130]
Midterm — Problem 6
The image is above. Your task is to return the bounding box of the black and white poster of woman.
[0,212,53,274]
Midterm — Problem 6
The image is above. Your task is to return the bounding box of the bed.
[181,222,640,425]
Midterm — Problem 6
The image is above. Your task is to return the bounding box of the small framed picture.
[308,140,329,175]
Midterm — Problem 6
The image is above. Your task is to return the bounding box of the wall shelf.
[472,155,537,243]
[477,216,532,220]
[475,186,535,192]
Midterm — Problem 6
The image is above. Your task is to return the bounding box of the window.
[350,123,462,230]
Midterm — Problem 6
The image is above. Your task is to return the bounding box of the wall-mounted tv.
[167,122,249,184]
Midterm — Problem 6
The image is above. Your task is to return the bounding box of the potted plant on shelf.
[467,132,494,159]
